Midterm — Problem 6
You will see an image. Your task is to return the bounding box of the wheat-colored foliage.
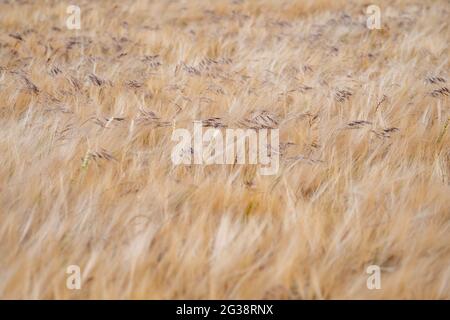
[0,0,449,299]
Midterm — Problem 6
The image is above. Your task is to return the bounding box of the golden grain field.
[0,0,449,299]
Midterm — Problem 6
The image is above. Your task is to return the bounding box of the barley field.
[0,0,449,299]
